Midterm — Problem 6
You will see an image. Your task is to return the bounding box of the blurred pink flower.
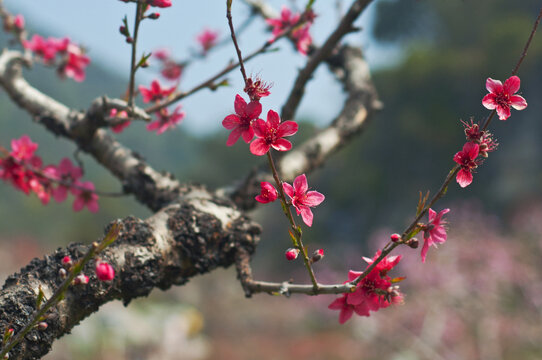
[421,208,450,263]
[72,181,99,213]
[146,106,185,134]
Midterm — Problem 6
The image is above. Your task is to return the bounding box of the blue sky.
[7,0,397,135]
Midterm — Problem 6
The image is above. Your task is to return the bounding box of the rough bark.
[0,188,260,359]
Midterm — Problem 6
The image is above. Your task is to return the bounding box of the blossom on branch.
[59,45,90,82]
[249,110,298,156]
[282,174,324,227]
[139,80,176,103]
[10,135,38,161]
[255,181,278,204]
[148,0,172,8]
[421,208,450,263]
[453,142,480,188]
[72,181,99,213]
[482,76,527,120]
[244,76,272,102]
[51,158,82,202]
[329,251,403,323]
[266,6,315,55]
[146,105,185,134]
[222,95,261,146]
[95,261,115,281]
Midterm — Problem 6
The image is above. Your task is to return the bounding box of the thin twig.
[127,3,143,108]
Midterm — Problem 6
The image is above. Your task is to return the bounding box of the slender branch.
[127,2,143,108]
[281,0,374,121]
[227,0,249,85]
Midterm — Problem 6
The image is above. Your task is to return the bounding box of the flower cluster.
[153,48,183,82]
[328,251,403,323]
[266,6,316,55]
[23,35,90,82]
[138,80,184,134]
[452,76,524,188]
[0,135,99,212]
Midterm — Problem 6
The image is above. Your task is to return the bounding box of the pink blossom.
[51,158,82,202]
[285,248,300,261]
[266,6,314,55]
[61,45,90,82]
[250,110,298,156]
[146,106,185,134]
[482,76,527,120]
[72,181,99,213]
[13,15,24,30]
[161,60,183,81]
[329,251,403,323]
[0,157,28,194]
[148,0,172,8]
[421,208,450,263]
[222,95,262,146]
[74,273,89,285]
[328,294,354,324]
[244,76,272,102]
[293,25,312,55]
[10,135,38,161]
[23,35,58,63]
[196,28,219,54]
[139,80,176,103]
[282,174,324,227]
[153,48,170,61]
[95,261,115,281]
[453,142,480,188]
[255,181,278,203]
[266,6,300,40]
[109,109,131,134]
[62,256,72,266]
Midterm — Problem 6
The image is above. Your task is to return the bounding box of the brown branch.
[0,191,261,359]
[281,0,374,122]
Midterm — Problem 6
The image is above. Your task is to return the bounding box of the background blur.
[1,0,542,359]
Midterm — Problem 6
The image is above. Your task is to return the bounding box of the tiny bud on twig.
[310,249,324,264]
[406,238,419,249]
[390,233,401,242]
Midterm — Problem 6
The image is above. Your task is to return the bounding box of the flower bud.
[407,238,419,249]
[285,248,299,261]
[119,26,128,36]
[58,268,67,279]
[310,248,324,263]
[37,322,48,331]
[95,261,115,281]
[61,255,72,267]
[13,15,24,30]
[148,12,160,19]
[390,233,401,242]
[126,36,133,44]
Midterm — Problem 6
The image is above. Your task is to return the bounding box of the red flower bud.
[95,261,115,281]
[61,255,72,267]
[285,248,300,261]
[390,233,401,242]
[148,12,160,19]
[310,248,324,263]
[74,273,89,285]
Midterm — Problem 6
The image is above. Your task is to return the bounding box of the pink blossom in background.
[139,80,176,103]
[328,294,354,324]
[146,105,185,134]
[266,6,314,55]
[72,181,99,213]
[51,158,82,202]
[13,15,24,30]
[10,135,38,161]
[23,35,58,63]
[161,60,183,81]
[109,109,131,134]
[61,45,90,82]
[292,25,312,55]
[482,76,527,120]
[453,141,480,187]
[266,6,300,40]
[282,174,324,227]
[95,261,115,281]
[249,110,298,156]
[421,208,450,263]
[148,0,172,8]
[153,48,170,61]
[196,28,219,54]
[255,181,278,204]
[222,95,261,146]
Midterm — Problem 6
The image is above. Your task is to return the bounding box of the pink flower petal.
[266,110,280,128]
[252,119,268,137]
[503,75,520,94]
[245,101,262,119]
[249,138,270,156]
[241,127,255,143]
[270,138,292,152]
[293,174,308,194]
[234,94,247,115]
[510,95,527,110]
[339,306,354,324]
[496,105,511,120]
[303,191,325,207]
[277,120,298,137]
[222,114,240,129]
[299,206,314,227]
[485,78,502,94]
[282,182,294,198]
[456,168,473,188]
[482,94,497,110]
[226,127,243,146]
